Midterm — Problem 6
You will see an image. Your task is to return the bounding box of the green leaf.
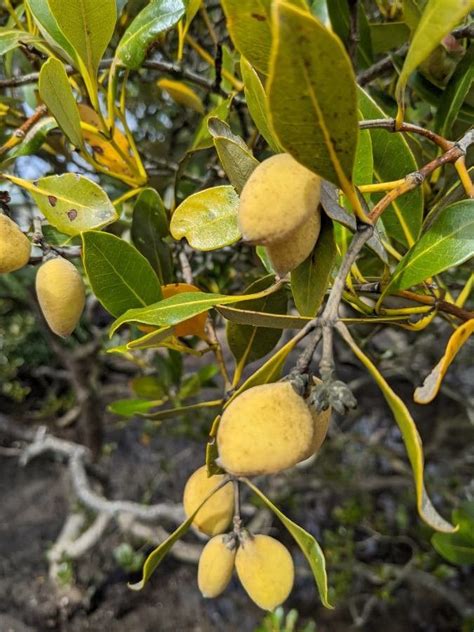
[26,0,78,64]
[2,117,57,166]
[337,322,455,533]
[353,127,373,186]
[267,2,359,191]
[116,0,185,69]
[240,57,280,152]
[3,173,118,236]
[291,215,336,317]
[191,97,233,151]
[131,188,172,284]
[48,0,116,77]
[110,283,283,334]
[383,200,474,295]
[227,276,287,367]
[370,22,410,54]
[432,502,474,565]
[435,46,474,137]
[38,58,83,148]
[82,231,162,317]
[221,0,273,74]
[0,29,41,56]
[395,0,474,114]
[358,87,423,247]
[243,479,332,609]
[208,118,259,193]
[170,185,241,251]
[129,477,231,590]
[108,398,166,417]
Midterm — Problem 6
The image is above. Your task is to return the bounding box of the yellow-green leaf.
[129,477,231,590]
[170,185,241,250]
[267,1,359,190]
[414,320,474,404]
[3,173,118,236]
[395,0,474,121]
[39,58,83,148]
[48,0,116,77]
[337,322,455,533]
[240,57,280,152]
[243,478,332,609]
[158,78,204,113]
[110,284,283,335]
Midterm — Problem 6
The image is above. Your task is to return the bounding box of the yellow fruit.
[217,382,314,476]
[183,466,234,536]
[0,214,31,273]
[267,209,321,276]
[235,533,294,610]
[238,153,320,245]
[197,534,236,598]
[35,258,85,337]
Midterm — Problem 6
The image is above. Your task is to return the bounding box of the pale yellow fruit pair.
[198,532,294,611]
[238,154,321,275]
[0,214,31,273]
[36,258,85,337]
[217,382,330,476]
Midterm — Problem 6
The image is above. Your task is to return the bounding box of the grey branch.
[20,426,184,523]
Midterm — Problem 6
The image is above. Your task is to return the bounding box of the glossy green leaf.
[220,306,310,329]
[396,0,474,114]
[3,173,118,236]
[291,214,336,317]
[116,0,185,69]
[129,477,231,590]
[38,58,83,148]
[435,46,474,137]
[244,479,332,609]
[383,200,474,295]
[48,0,116,77]
[170,185,241,251]
[353,127,373,186]
[432,503,474,565]
[227,276,287,367]
[240,57,280,152]
[267,2,359,190]
[358,87,423,247]
[131,188,172,284]
[208,118,259,193]
[110,284,282,334]
[337,322,455,532]
[82,231,162,317]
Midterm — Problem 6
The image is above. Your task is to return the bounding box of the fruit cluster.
[239,153,322,276]
[0,214,84,336]
[183,381,330,610]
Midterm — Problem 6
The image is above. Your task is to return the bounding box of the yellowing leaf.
[414,320,474,404]
[337,322,456,533]
[78,105,138,182]
[158,78,204,113]
[170,185,241,250]
[395,0,474,122]
[267,1,358,191]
